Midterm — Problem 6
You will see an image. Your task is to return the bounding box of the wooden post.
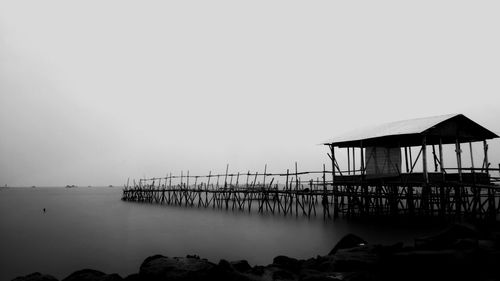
[322,164,329,219]
[329,145,339,218]
[483,140,489,176]
[455,139,462,217]
[469,142,475,171]
[206,171,211,207]
[224,164,229,188]
[180,171,184,205]
[469,142,479,217]
[329,145,336,182]
[263,164,267,187]
[347,148,351,175]
[432,145,438,172]
[439,138,445,177]
[360,141,365,179]
[295,162,299,217]
[285,169,289,215]
[456,139,463,182]
[422,136,429,215]
[422,136,428,184]
[352,147,356,175]
[439,138,445,216]
[484,140,495,219]
[409,147,413,172]
[168,173,172,204]
[404,147,409,173]
[360,141,368,215]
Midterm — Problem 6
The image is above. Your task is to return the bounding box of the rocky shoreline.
[13,223,500,281]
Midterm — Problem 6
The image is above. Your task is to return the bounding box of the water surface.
[0,187,446,280]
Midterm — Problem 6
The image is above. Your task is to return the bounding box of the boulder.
[216,259,233,272]
[254,266,297,281]
[12,272,58,281]
[230,260,251,272]
[301,271,369,281]
[62,269,122,281]
[271,269,296,281]
[373,242,404,256]
[139,255,215,281]
[122,274,143,281]
[415,223,479,250]
[332,246,380,271]
[299,269,353,281]
[249,266,265,276]
[207,259,256,281]
[382,249,477,281]
[272,256,300,272]
[328,234,367,255]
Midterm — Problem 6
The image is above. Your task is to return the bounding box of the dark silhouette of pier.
[122,164,500,220]
[122,114,500,220]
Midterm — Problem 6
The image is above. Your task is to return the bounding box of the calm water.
[0,187,447,280]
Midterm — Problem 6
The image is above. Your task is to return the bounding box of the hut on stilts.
[323,113,499,220]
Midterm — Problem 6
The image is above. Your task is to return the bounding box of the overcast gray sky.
[1,1,499,187]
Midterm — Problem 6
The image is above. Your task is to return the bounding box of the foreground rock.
[327,233,367,255]
[12,273,58,281]
[62,269,122,281]
[138,255,215,281]
[13,223,500,281]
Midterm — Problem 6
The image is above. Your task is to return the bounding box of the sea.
[0,187,447,281]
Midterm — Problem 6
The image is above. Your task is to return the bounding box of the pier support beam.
[455,139,462,217]
[422,136,429,215]
[484,140,496,220]
[329,144,339,218]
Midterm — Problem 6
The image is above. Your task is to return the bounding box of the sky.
[1,1,499,187]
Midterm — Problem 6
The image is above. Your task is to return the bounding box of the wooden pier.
[122,164,500,220]
[122,114,500,220]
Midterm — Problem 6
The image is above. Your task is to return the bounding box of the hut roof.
[323,114,498,148]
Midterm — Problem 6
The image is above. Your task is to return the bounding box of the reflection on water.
[0,187,447,280]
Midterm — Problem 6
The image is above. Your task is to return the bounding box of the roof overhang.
[323,114,498,148]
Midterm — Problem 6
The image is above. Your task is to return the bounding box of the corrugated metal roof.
[323,114,498,147]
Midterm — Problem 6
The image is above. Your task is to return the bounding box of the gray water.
[0,187,446,281]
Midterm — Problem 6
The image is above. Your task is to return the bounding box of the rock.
[272,256,300,272]
[251,266,296,281]
[98,274,122,281]
[140,255,165,268]
[382,249,478,281]
[272,269,296,281]
[452,238,479,250]
[300,257,320,270]
[328,234,367,255]
[300,271,367,281]
[122,274,143,281]
[62,269,121,281]
[332,246,380,271]
[12,272,58,281]
[415,223,479,250]
[209,260,256,281]
[373,242,404,256]
[315,259,336,272]
[139,255,215,281]
[230,260,251,272]
[217,259,233,271]
[299,269,348,281]
[249,266,265,276]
